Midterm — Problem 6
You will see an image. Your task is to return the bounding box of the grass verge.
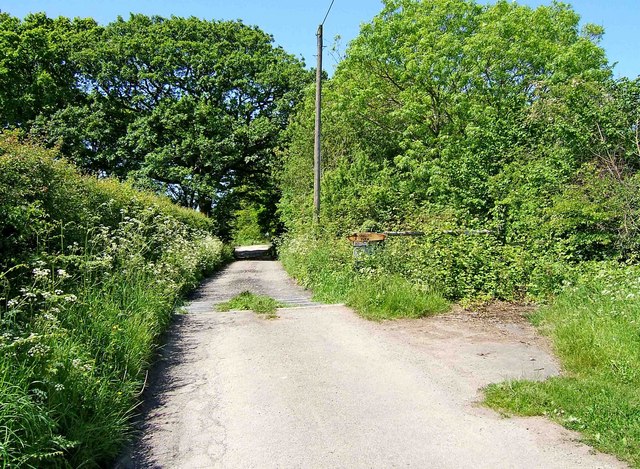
[217,291,285,318]
[484,263,640,467]
[0,136,231,467]
[346,275,449,320]
[279,235,450,320]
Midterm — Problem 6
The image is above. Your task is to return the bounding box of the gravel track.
[117,259,625,469]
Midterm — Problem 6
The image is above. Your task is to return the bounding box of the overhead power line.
[321,0,336,26]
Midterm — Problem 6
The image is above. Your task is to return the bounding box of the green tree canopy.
[76,15,309,222]
[0,13,96,128]
[281,0,612,232]
[1,13,310,237]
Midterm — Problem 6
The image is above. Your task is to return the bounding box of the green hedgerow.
[0,134,230,467]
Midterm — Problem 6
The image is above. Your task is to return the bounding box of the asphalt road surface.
[118,258,625,468]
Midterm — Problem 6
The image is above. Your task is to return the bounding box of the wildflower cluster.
[0,139,228,467]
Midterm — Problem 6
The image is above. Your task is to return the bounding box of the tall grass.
[0,135,230,466]
[279,234,449,320]
[347,275,449,321]
[485,262,640,467]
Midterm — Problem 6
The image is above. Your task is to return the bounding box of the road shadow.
[113,312,211,468]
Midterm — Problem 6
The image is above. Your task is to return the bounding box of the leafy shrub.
[279,234,355,304]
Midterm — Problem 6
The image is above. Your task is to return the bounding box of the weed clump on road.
[217,291,284,318]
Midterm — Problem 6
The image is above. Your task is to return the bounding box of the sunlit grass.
[279,236,450,320]
[216,291,285,318]
[485,264,640,467]
[346,275,450,321]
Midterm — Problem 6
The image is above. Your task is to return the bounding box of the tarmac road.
[118,258,625,469]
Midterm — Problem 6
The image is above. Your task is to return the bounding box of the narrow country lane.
[118,258,625,469]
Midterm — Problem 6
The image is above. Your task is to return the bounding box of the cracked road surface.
[119,259,625,468]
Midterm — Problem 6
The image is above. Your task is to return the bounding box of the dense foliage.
[0,14,95,128]
[280,0,640,300]
[0,13,310,239]
[0,134,230,466]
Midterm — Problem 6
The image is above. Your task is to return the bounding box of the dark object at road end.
[234,245,275,260]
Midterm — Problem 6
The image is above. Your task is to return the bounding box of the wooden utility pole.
[313,24,323,225]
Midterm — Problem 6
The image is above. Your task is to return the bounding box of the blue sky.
[1,0,638,78]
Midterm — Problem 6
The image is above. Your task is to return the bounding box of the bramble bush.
[0,134,230,467]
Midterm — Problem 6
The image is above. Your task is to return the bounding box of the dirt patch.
[377,301,560,403]
[384,300,553,351]
[448,301,557,358]
[450,300,538,324]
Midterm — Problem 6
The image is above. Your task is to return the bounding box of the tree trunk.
[198,195,213,217]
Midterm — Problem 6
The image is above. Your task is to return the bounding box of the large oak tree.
[4,13,310,236]
[77,16,308,222]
